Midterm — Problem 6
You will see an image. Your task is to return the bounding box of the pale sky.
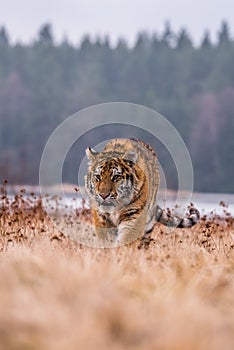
[0,0,234,46]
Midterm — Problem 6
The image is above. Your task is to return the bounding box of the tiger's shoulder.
[102,138,158,164]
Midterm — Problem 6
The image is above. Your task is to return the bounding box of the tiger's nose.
[99,193,110,199]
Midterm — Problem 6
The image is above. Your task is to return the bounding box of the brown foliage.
[0,183,234,350]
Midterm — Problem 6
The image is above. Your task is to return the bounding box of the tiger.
[85,138,199,246]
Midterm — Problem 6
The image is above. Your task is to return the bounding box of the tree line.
[0,22,234,192]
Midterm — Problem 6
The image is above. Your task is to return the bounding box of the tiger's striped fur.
[85,138,199,246]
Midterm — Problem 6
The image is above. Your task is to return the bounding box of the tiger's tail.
[155,204,200,228]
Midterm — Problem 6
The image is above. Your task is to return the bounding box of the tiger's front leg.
[92,209,117,243]
[115,218,146,246]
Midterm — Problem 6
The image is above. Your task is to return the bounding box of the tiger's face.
[85,147,140,210]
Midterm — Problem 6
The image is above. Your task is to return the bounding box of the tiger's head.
[85,147,143,211]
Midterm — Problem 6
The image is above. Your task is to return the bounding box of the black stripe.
[119,202,145,222]
[129,174,134,184]
[129,180,145,206]
[145,226,154,234]
[177,219,185,228]
[127,208,141,216]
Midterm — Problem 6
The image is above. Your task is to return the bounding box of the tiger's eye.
[95,175,101,182]
[112,175,122,182]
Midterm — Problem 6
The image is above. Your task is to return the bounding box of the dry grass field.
[0,182,234,350]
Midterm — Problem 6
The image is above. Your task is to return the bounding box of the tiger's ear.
[86,147,98,161]
[123,150,138,165]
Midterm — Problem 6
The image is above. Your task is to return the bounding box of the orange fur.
[85,138,199,246]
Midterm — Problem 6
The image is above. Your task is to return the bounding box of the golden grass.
[0,182,234,350]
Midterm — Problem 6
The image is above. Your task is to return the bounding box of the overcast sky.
[0,0,234,45]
